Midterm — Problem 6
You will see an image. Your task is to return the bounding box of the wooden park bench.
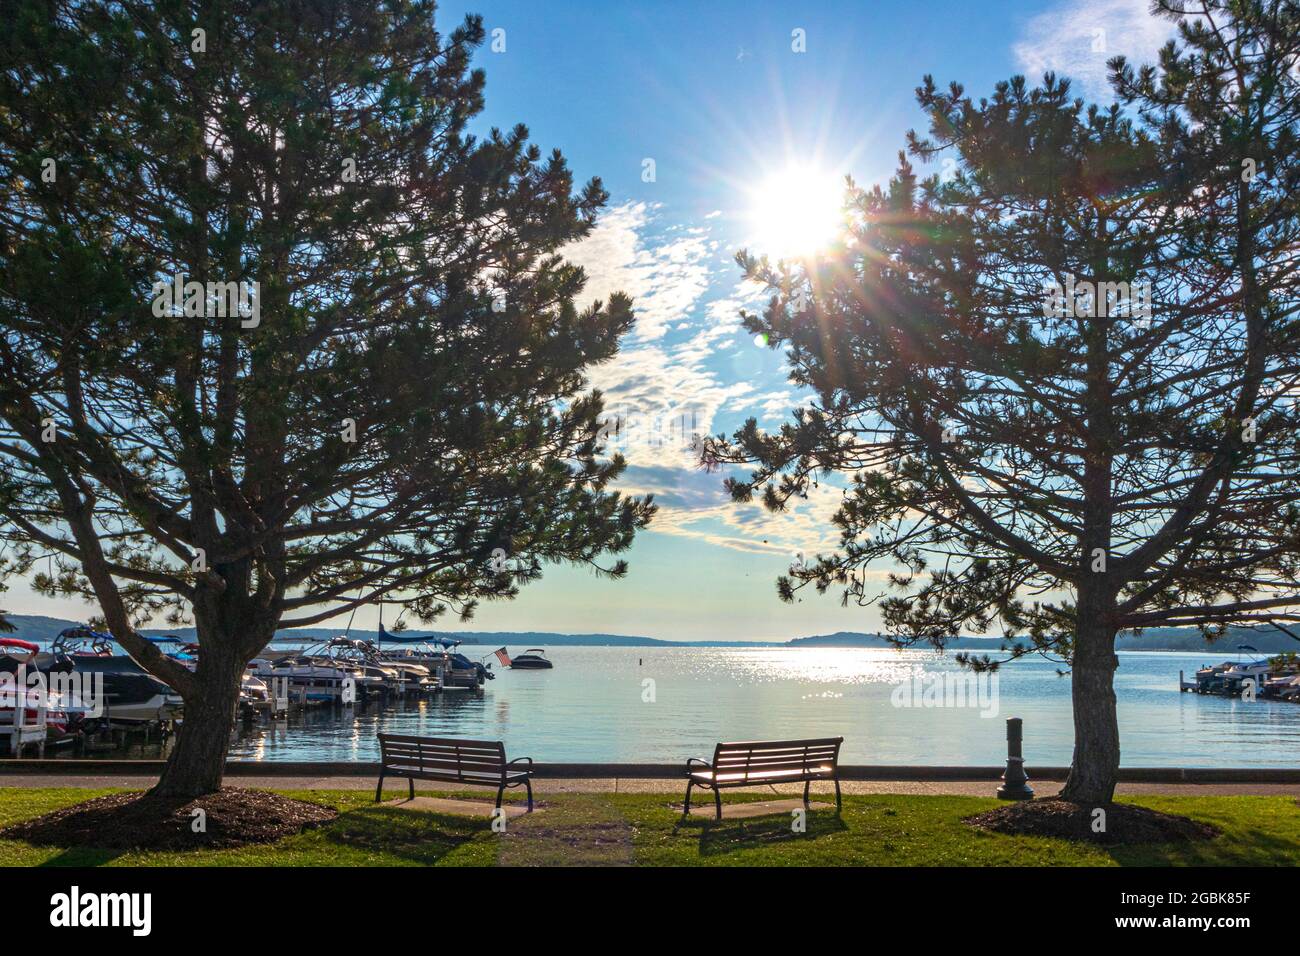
[376,733,534,811]
[683,737,844,819]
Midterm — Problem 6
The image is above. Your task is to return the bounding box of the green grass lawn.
[1,787,1297,867]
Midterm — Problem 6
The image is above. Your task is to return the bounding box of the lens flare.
[747,164,844,260]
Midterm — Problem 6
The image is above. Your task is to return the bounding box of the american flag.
[494,647,512,668]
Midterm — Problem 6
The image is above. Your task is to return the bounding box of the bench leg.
[803,780,811,807]
[834,777,842,812]
[682,779,693,817]
[713,787,722,821]
[496,784,505,811]
[374,772,385,802]
[408,777,415,800]
[525,779,534,812]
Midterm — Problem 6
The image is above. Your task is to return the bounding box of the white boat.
[379,638,491,689]
[1263,672,1300,701]
[250,655,348,703]
[348,640,436,693]
[149,637,275,715]
[250,650,385,703]
[239,671,273,714]
[321,638,408,696]
[49,629,183,728]
[0,638,93,748]
[507,648,553,670]
[1220,662,1272,694]
[1194,645,1275,696]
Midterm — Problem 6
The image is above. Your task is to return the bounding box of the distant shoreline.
[7,612,1297,654]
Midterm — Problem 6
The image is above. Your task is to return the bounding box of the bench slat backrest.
[378,733,507,781]
[711,737,843,780]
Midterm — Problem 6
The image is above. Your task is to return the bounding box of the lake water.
[217,647,1300,768]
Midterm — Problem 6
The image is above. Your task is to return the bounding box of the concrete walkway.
[1,773,1297,797]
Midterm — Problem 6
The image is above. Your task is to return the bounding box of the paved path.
[2,774,1297,798]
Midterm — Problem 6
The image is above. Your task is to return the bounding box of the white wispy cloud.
[566,199,836,557]
[586,340,755,470]
[1012,0,1179,103]
[751,389,796,419]
[619,463,851,559]
[565,201,715,342]
[566,200,770,470]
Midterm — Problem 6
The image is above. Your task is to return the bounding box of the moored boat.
[373,633,491,689]
[1192,644,1284,698]
[1262,673,1300,700]
[0,638,90,747]
[355,640,435,694]
[149,637,274,716]
[321,638,408,696]
[250,653,368,703]
[49,628,182,729]
[507,648,553,670]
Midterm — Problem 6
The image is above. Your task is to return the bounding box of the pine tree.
[704,0,1300,805]
[0,0,653,797]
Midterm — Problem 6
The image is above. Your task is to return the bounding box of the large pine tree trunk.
[150,639,244,799]
[1059,608,1121,805]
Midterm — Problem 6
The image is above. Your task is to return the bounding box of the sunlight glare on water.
[210,647,1300,768]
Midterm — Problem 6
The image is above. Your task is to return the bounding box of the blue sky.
[9,0,1182,641]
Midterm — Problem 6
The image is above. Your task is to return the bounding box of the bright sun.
[748,164,844,260]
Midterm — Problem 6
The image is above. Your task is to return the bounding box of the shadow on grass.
[1108,822,1300,866]
[37,847,127,867]
[676,809,848,858]
[323,804,485,865]
[496,793,635,867]
[1101,796,1300,867]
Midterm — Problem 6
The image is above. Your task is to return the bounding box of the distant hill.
[788,631,1027,651]
[0,615,748,648]
[787,631,896,648]
[253,629,764,648]
[256,628,681,648]
[790,627,1300,654]
[0,614,94,644]
[2,612,1297,653]
[1117,626,1300,654]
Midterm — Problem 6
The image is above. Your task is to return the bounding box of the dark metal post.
[996,716,1034,800]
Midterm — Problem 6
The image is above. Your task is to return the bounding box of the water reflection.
[48,648,1300,767]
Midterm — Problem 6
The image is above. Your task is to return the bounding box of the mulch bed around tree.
[965,799,1218,845]
[0,788,337,851]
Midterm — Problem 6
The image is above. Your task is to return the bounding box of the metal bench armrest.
[685,757,712,775]
[506,756,533,768]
